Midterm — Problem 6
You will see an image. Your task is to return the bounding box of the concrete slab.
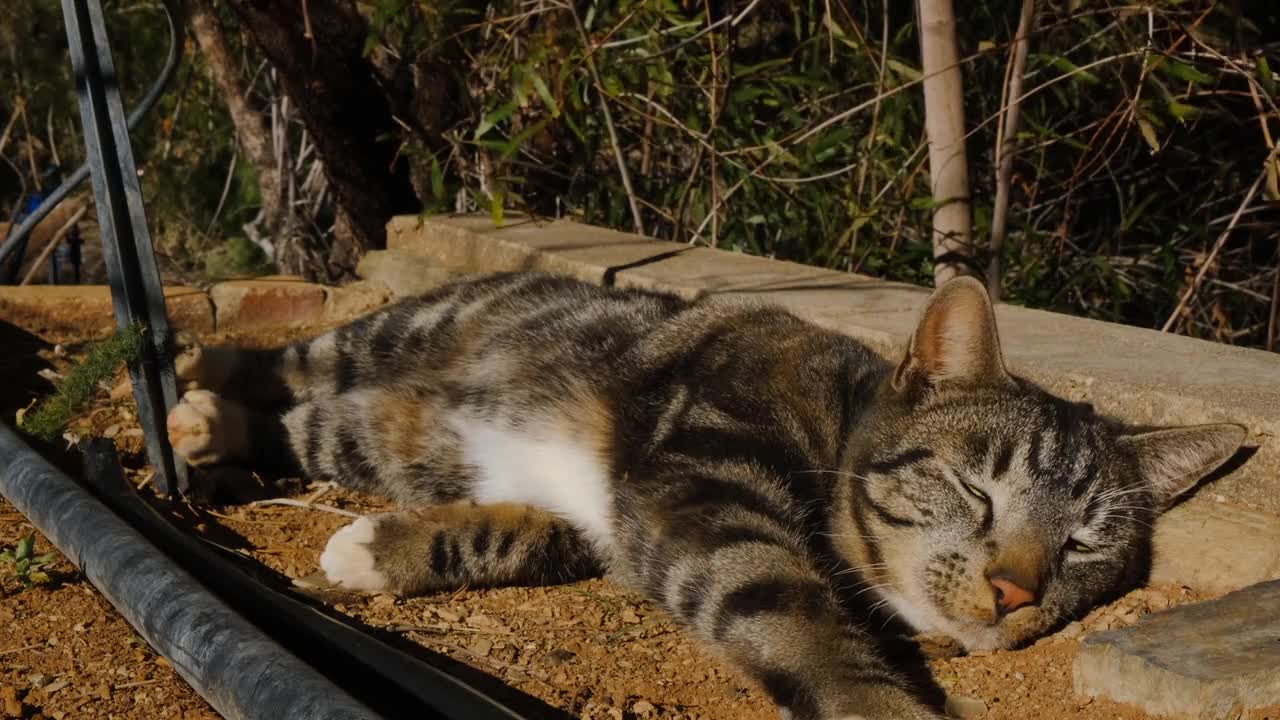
[1152,501,1280,596]
[1073,580,1280,718]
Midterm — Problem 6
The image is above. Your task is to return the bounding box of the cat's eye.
[960,480,989,503]
[1066,539,1095,554]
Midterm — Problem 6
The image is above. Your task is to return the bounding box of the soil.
[2,325,1277,720]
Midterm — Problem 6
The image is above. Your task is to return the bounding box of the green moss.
[19,324,146,442]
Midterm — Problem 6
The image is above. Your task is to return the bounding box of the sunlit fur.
[170,272,1244,720]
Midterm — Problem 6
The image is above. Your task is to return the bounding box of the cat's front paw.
[166,390,249,466]
[320,516,390,592]
[174,332,235,391]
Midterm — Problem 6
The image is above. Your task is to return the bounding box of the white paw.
[166,389,247,466]
[320,516,389,591]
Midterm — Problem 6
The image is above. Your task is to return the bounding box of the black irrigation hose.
[0,0,183,274]
[0,426,540,720]
[74,440,534,720]
[0,424,380,720]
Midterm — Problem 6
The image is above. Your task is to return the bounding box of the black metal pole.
[0,0,183,273]
[61,0,187,495]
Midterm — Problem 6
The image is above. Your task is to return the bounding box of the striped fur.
[168,272,1244,720]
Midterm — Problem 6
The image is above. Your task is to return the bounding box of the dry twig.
[988,0,1036,301]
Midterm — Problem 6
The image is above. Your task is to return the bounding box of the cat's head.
[836,277,1245,651]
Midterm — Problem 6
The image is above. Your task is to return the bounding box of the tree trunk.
[221,0,419,280]
[917,0,973,286]
[188,0,284,257]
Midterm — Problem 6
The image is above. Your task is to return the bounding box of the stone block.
[387,214,693,285]
[1073,580,1280,717]
[210,276,326,331]
[323,280,394,324]
[0,285,213,342]
[356,249,460,297]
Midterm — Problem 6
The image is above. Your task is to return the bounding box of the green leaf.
[32,553,57,567]
[1049,57,1100,85]
[431,156,445,200]
[1257,56,1276,96]
[1160,61,1214,86]
[885,59,921,82]
[490,192,505,227]
[473,101,520,140]
[1165,101,1199,121]
[15,535,33,562]
[501,118,551,160]
[530,75,560,118]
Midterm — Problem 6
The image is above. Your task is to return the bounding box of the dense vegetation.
[2,0,1277,350]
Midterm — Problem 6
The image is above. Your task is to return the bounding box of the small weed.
[0,534,57,587]
[17,323,146,442]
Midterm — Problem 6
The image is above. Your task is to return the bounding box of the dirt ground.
[2,328,1278,720]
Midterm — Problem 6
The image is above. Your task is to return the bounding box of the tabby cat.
[166,272,1244,720]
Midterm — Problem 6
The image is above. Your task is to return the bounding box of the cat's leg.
[173,332,293,405]
[167,389,299,473]
[319,502,603,594]
[620,476,942,720]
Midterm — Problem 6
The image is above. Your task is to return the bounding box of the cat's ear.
[1118,424,1247,509]
[893,276,1012,390]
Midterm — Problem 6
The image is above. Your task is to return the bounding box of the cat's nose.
[989,576,1036,613]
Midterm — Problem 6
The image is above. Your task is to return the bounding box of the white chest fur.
[448,413,615,550]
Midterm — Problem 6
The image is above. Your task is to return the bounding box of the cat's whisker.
[850,582,895,600]
[833,562,890,578]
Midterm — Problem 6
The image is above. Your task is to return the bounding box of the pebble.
[632,700,655,715]
[434,608,461,622]
[1058,621,1084,639]
[945,694,988,719]
[1,686,20,718]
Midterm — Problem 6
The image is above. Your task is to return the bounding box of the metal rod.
[60,0,186,495]
[0,0,183,272]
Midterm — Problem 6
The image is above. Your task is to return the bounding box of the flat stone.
[356,249,462,297]
[210,276,326,331]
[0,284,213,342]
[1073,580,1280,718]
[944,695,988,719]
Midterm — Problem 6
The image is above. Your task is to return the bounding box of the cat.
[166,271,1244,720]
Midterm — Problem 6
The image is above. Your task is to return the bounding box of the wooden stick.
[987,0,1037,302]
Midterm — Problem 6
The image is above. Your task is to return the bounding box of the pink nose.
[990,576,1035,613]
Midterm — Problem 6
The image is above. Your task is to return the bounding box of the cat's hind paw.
[166,389,249,466]
[320,516,390,592]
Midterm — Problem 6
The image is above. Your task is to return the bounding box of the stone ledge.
[0,278,391,340]
[388,214,1280,593]
[0,285,214,341]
